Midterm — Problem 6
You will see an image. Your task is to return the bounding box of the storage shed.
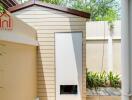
[8,1,90,100]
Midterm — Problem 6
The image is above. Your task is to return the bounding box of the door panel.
[55,32,82,100]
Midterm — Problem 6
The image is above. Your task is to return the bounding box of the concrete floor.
[87,96,121,100]
[87,87,121,96]
[87,87,121,100]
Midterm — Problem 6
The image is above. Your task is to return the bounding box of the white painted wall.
[86,21,121,73]
[55,32,82,100]
[86,21,121,38]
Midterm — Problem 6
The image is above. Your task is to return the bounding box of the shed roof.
[8,0,90,18]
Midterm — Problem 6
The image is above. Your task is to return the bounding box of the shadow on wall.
[71,33,83,97]
[69,16,86,99]
[69,15,87,99]
[37,47,47,100]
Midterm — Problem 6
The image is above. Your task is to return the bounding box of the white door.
[55,32,82,100]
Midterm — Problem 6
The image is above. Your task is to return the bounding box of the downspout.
[107,22,114,72]
[121,0,131,100]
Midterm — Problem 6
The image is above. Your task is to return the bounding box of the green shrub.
[0,3,5,13]
[107,71,121,88]
[87,72,99,89]
[98,71,107,87]
[86,71,121,89]
[86,71,107,89]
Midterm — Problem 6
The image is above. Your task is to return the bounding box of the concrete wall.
[0,41,37,100]
[13,5,87,100]
[86,21,121,73]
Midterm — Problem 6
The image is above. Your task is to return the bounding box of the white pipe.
[121,0,130,100]
[107,24,113,72]
[129,1,132,99]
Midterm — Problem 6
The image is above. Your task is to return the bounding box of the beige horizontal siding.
[37,38,54,42]
[28,22,86,26]
[39,97,55,100]
[38,57,55,61]
[38,92,55,97]
[37,75,55,79]
[38,46,54,50]
[38,64,54,67]
[14,5,87,100]
[37,67,55,72]
[34,25,85,30]
[37,76,55,81]
[37,33,54,38]
[38,42,54,46]
[38,54,54,58]
[38,50,54,54]
[38,72,55,77]
[37,88,55,93]
[37,81,55,86]
[19,18,86,22]
[16,14,80,18]
[37,30,86,34]
[37,84,55,89]
[38,66,55,69]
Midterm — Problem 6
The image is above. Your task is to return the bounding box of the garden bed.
[86,96,121,100]
[87,87,121,96]
[87,87,121,100]
[86,71,121,100]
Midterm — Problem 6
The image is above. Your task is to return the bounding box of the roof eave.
[8,0,90,18]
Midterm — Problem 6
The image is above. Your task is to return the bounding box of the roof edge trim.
[8,0,90,18]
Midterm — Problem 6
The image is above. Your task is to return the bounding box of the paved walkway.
[87,87,121,96]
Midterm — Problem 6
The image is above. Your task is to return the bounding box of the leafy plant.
[39,0,120,21]
[86,71,121,89]
[70,0,120,21]
[0,3,5,13]
[87,71,107,89]
[40,0,65,5]
[99,71,107,86]
[107,71,121,88]
[87,72,99,89]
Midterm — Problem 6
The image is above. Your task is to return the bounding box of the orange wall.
[0,41,37,100]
